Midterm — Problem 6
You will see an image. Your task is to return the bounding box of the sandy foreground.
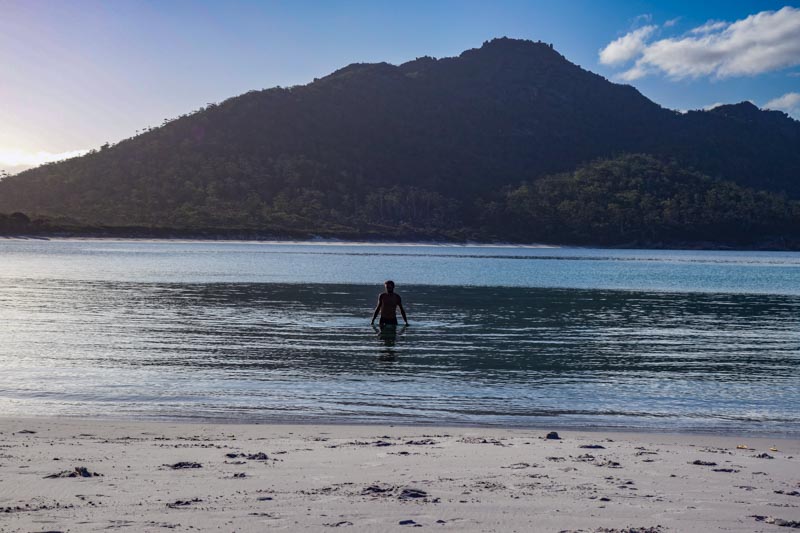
[0,418,798,532]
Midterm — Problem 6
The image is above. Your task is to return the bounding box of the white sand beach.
[1,417,798,532]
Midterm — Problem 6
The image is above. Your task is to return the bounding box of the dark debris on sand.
[342,440,395,447]
[458,437,507,446]
[398,488,429,500]
[225,452,270,460]
[752,515,800,528]
[2,502,74,514]
[502,462,535,469]
[360,484,434,502]
[164,461,202,469]
[405,439,437,446]
[559,526,665,533]
[166,498,203,509]
[44,466,102,478]
[361,484,396,496]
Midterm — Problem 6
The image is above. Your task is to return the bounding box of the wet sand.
[1,417,798,532]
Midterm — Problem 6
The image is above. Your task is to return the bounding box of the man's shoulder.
[379,292,401,301]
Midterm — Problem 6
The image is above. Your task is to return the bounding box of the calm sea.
[1,239,798,435]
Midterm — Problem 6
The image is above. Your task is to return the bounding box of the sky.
[1,0,798,174]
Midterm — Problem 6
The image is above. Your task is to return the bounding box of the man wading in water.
[371,280,408,328]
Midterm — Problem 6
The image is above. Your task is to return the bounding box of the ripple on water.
[0,241,798,434]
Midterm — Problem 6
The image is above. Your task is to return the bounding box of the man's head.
[384,280,395,293]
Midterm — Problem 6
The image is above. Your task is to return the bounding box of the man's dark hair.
[385,280,395,286]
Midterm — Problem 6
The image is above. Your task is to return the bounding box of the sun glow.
[0,148,88,171]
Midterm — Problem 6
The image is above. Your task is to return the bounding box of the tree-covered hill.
[0,38,798,246]
[498,155,800,246]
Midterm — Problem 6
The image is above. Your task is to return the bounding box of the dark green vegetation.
[503,155,800,246]
[0,212,37,233]
[1,38,799,247]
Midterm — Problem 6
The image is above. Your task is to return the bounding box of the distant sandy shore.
[0,235,562,248]
[1,418,798,532]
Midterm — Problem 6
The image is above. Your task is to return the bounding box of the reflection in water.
[0,277,798,434]
[373,324,408,361]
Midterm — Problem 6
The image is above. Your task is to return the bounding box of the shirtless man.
[371,280,408,327]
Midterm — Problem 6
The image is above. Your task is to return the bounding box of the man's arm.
[371,295,382,324]
[398,298,408,325]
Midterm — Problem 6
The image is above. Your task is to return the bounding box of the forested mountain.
[1,37,799,246]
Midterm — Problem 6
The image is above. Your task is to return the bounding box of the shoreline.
[1,416,798,532]
[6,413,800,441]
[2,232,799,252]
[0,234,562,248]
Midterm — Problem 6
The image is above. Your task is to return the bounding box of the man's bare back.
[379,292,402,319]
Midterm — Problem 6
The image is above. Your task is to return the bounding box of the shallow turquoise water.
[0,239,798,434]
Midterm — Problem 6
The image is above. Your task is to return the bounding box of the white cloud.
[766,92,800,109]
[689,20,728,34]
[0,148,88,173]
[664,17,681,28]
[703,102,725,110]
[599,25,658,66]
[765,91,800,118]
[602,6,800,80]
[618,63,651,81]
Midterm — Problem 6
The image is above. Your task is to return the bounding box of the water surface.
[1,239,798,435]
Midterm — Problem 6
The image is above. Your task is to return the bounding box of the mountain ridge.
[0,37,798,246]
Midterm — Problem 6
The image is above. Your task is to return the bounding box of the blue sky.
[1,0,798,173]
